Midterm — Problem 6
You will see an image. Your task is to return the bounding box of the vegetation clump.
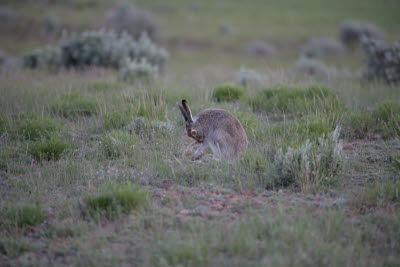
[29,138,68,161]
[251,86,343,115]
[101,130,136,159]
[0,112,10,135]
[1,203,47,228]
[50,92,98,117]
[361,38,400,84]
[84,182,148,220]
[120,58,158,84]
[271,127,343,192]
[103,108,132,130]
[23,29,167,71]
[213,84,244,102]
[17,114,60,140]
[106,2,159,40]
[339,20,383,47]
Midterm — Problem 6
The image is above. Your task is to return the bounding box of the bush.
[300,37,344,58]
[106,2,159,40]
[24,29,168,71]
[84,181,148,220]
[271,127,343,192]
[237,67,266,88]
[51,92,98,117]
[361,38,400,84]
[251,86,343,115]
[29,138,68,161]
[23,46,62,69]
[294,56,332,78]
[1,203,47,228]
[103,108,132,130]
[339,20,383,47]
[213,84,244,102]
[242,40,276,57]
[101,130,136,159]
[120,58,158,84]
[17,114,60,141]
[61,30,167,69]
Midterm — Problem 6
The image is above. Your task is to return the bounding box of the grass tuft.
[213,84,244,102]
[84,181,148,220]
[17,114,60,141]
[102,108,132,130]
[101,130,136,159]
[1,203,47,229]
[28,138,68,161]
[0,112,10,135]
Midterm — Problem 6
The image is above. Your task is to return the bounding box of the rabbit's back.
[195,108,248,155]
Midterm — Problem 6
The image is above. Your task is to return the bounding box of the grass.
[84,182,148,220]
[17,114,60,141]
[0,0,400,266]
[50,92,98,117]
[250,86,345,119]
[1,203,47,229]
[28,138,68,161]
[213,84,244,102]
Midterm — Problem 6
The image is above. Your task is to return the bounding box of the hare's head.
[178,99,204,142]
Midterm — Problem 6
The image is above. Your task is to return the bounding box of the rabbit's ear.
[182,100,193,122]
[178,103,190,122]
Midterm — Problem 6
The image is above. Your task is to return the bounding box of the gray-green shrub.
[271,127,343,192]
[120,58,158,84]
[340,20,383,47]
[362,37,400,84]
[106,2,159,40]
[101,130,136,159]
[23,46,62,69]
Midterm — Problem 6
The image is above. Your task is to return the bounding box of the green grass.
[1,203,47,229]
[250,86,345,118]
[28,138,68,161]
[17,114,60,141]
[84,182,148,220]
[213,84,244,102]
[50,92,98,117]
[0,0,400,266]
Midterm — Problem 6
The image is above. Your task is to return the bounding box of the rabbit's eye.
[191,129,197,136]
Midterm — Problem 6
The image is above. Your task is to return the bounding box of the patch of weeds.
[354,179,400,209]
[50,92,98,117]
[45,220,83,239]
[0,238,33,258]
[372,100,400,138]
[1,203,47,229]
[28,137,68,161]
[213,84,244,102]
[343,100,400,139]
[87,80,121,91]
[250,86,344,116]
[267,118,333,151]
[126,116,173,139]
[135,94,166,121]
[17,114,60,140]
[270,127,343,192]
[84,181,148,220]
[101,130,136,159]
[241,150,271,188]
[103,108,132,130]
[390,154,400,171]
[0,112,10,135]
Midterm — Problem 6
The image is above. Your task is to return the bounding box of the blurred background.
[0,0,399,81]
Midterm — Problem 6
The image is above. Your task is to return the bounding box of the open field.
[1,0,400,266]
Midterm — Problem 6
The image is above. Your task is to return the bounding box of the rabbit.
[178,99,248,160]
